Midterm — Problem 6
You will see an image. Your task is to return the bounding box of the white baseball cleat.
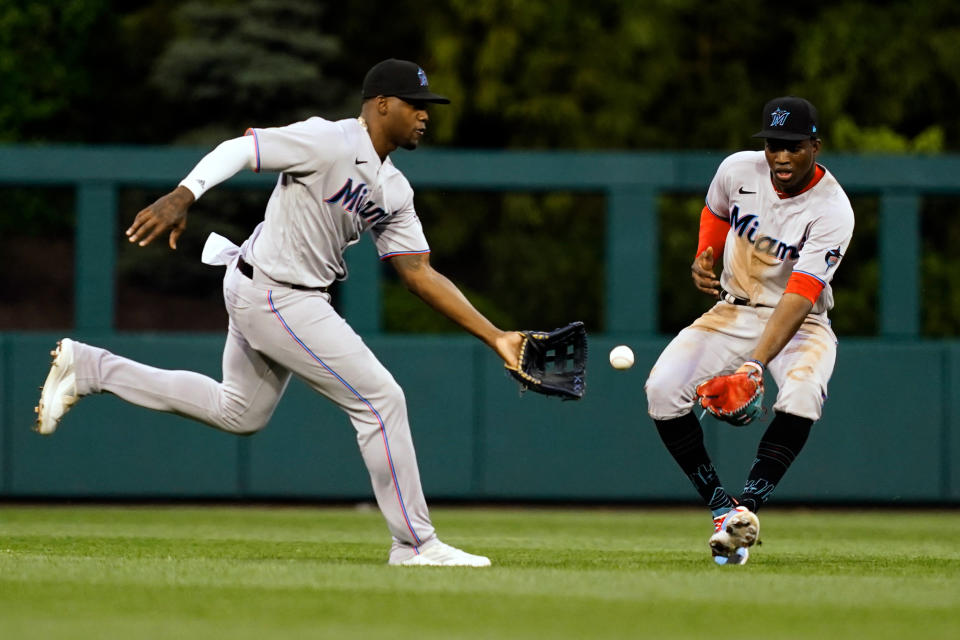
[713,545,750,565]
[33,338,79,435]
[709,505,759,565]
[390,539,491,567]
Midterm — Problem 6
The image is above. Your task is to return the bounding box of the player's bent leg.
[257,289,438,554]
[751,321,829,511]
[216,321,291,434]
[653,413,737,516]
[644,323,748,419]
[644,352,698,420]
[313,358,437,553]
[738,411,813,513]
[350,372,435,544]
[771,379,826,424]
[644,320,760,563]
[44,325,289,436]
[767,314,835,424]
[646,327,745,516]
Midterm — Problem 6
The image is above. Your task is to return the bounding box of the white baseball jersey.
[243,117,430,288]
[705,151,854,314]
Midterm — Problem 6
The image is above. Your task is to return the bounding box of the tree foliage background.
[1,0,959,335]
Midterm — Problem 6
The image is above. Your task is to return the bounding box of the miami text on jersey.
[325,178,389,225]
[730,205,800,261]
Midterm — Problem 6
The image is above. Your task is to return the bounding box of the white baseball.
[609,345,634,370]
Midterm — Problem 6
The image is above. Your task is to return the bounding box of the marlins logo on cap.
[752,96,818,140]
[361,58,450,104]
[769,108,790,127]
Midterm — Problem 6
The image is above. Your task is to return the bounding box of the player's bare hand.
[126,186,195,249]
[691,247,720,297]
[494,331,524,370]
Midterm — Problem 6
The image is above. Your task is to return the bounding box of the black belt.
[237,256,329,293]
[719,287,750,306]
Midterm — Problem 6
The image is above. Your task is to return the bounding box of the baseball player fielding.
[644,96,854,566]
[32,58,528,569]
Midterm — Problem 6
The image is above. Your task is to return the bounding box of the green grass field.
[1,505,958,639]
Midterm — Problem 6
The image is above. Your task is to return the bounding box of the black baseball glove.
[506,321,588,400]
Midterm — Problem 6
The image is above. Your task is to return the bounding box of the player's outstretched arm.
[126,186,195,249]
[691,247,720,297]
[389,253,523,369]
[745,292,814,367]
[126,136,257,250]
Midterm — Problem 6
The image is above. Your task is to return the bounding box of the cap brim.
[396,91,450,104]
[751,129,812,140]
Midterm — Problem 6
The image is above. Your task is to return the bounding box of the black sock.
[654,413,735,514]
[738,411,813,513]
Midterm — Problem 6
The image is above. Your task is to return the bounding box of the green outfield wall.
[1,146,958,503]
[2,333,958,503]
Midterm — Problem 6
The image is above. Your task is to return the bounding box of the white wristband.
[742,360,765,375]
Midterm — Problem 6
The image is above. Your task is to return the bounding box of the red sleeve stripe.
[244,128,261,173]
[785,271,825,304]
[379,249,431,261]
[696,205,730,259]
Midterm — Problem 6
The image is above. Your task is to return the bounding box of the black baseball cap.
[752,96,819,140]
[361,59,450,104]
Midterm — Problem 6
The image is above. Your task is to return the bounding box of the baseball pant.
[71,257,436,551]
[645,301,837,421]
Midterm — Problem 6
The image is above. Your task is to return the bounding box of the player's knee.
[228,420,265,436]
[644,374,667,407]
[774,381,825,422]
[219,414,267,435]
[380,377,406,406]
[218,393,272,435]
[351,371,405,411]
[644,370,690,418]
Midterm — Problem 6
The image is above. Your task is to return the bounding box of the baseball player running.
[34,58,524,567]
[644,97,854,564]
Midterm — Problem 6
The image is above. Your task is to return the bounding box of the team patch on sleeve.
[824,247,843,271]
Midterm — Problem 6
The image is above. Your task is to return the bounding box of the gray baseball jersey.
[66,116,442,560]
[243,117,430,288]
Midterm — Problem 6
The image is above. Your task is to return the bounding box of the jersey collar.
[773,164,825,199]
[355,117,384,171]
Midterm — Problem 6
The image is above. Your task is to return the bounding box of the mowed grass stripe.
[1,506,958,640]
